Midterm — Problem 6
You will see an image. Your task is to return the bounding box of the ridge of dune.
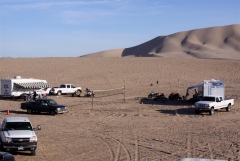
[82,49,124,57]
[82,24,240,59]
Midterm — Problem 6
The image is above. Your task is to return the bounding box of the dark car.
[0,151,15,161]
[20,98,67,116]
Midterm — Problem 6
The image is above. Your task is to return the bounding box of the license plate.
[18,147,24,150]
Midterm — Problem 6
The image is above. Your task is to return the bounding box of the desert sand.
[0,57,240,161]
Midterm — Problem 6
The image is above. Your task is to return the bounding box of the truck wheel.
[209,107,214,115]
[50,110,55,116]
[27,108,32,114]
[31,150,36,156]
[57,91,62,96]
[75,90,81,97]
[226,104,231,112]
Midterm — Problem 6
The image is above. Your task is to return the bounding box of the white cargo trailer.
[186,79,224,98]
[1,76,51,98]
[203,79,224,99]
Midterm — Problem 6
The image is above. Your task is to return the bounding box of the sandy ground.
[0,57,240,161]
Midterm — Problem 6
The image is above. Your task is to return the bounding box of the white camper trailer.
[0,76,51,98]
[203,79,224,99]
[186,79,225,98]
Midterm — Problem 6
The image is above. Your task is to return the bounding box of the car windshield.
[4,122,33,131]
[48,100,57,105]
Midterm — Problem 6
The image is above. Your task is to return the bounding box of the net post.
[92,90,93,109]
[124,86,125,102]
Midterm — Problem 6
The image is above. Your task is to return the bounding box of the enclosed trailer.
[1,76,51,97]
[186,79,225,98]
[203,79,224,98]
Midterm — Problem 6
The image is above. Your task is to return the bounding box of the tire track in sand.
[207,142,214,159]
[135,135,139,161]
[96,136,115,161]
[111,136,131,161]
[187,134,191,158]
[97,133,131,161]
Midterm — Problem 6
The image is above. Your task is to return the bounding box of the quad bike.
[84,90,95,97]
[168,92,182,101]
[154,93,168,102]
[148,92,159,98]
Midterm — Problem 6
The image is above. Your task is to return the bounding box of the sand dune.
[83,24,240,59]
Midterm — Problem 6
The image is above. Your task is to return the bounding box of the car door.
[33,100,42,111]
[70,84,75,93]
[218,97,225,108]
[216,97,224,109]
[60,84,66,93]
[39,100,49,112]
[66,84,71,94]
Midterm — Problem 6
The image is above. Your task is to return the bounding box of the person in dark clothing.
[33,90,37,101]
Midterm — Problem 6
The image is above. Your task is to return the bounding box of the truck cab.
[0,117,41,155]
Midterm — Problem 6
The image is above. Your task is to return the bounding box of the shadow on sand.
[139,98,200,116]
[140,98,193,106]
[156,107,195,115]
[0,110,26,115]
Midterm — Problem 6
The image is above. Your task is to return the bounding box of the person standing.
[43,88,47,98]
[33,90,37,101]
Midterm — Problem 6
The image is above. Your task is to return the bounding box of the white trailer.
[0,76,51,98]
[203,79,224,99]
[186,79,224,98]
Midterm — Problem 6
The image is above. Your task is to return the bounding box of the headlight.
[57,108,60,111]
[30,136,37,142]
[65,107,67,110]
[4,137,12,143]
[205,105,210,108]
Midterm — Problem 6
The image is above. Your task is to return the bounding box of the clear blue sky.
[0,0,239,58]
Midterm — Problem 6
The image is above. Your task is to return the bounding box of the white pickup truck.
[195,96,234,115]
[50,84,82,96]
[0,117,41,155]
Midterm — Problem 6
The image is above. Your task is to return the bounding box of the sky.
[0,0,239,58]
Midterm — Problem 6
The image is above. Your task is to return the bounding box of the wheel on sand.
[226,104,231,112]
[209,107,214,115]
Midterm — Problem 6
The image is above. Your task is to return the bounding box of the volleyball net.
[92,87,125,98]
